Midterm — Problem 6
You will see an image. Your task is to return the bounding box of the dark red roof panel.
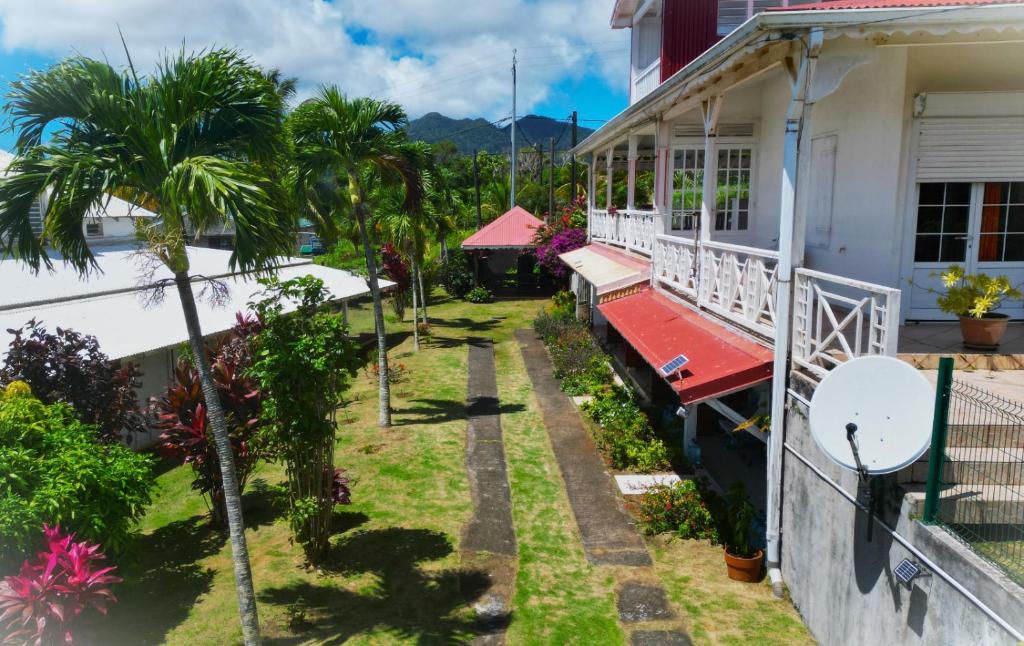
[775,0,1022,10]
[598,289,773,404]
[461,206,544,249]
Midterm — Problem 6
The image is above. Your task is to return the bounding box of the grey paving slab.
[463,338,517,557]
[631,630,695,646]
[515,329,651,566]
[617,582,675,623]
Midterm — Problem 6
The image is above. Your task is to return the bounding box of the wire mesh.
[937,379,1024,584]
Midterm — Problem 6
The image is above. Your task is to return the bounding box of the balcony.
[631,60,661,103]
[649,234,904,380]
[590,208,659,256]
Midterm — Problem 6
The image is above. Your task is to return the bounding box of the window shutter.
[916,117,1024,182]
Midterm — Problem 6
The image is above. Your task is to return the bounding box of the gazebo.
[461,206,545,291]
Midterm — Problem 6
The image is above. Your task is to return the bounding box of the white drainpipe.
[766,28,822,599]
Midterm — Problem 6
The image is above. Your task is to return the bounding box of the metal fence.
[924,357,1024,585]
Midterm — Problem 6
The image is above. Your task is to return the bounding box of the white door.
[908,181,1024,320]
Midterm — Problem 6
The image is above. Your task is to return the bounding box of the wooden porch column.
[626,135,639,211]
[606,146,615,209]
[700,95,723,242]
[654,117,672,233]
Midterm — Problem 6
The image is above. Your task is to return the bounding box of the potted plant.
[932,265,1022,349]
[719,482,764,582]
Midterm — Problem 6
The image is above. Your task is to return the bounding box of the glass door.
[908,182,1024,319]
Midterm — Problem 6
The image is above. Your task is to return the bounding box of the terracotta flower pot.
[958,313,1010,350]
[724,548,764,582]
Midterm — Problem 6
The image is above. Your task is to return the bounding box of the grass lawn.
[88,291,812,645]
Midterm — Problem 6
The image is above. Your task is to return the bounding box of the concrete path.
[515,330,693,646]
[462,338,516,645]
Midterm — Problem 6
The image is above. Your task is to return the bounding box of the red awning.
[598,289,773,405]
[461,206,544,249]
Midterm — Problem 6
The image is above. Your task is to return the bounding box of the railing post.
[924,356,954,524]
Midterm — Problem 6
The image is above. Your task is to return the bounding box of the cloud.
[0,0,628,119]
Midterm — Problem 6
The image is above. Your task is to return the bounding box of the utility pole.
[510,49,517,209]
[548,136,555,223]
[473,149,482,229]
[570,111,578,204]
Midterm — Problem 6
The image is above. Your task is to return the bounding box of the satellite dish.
[809,356,934,475]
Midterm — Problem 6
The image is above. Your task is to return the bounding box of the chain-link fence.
[924,357,1024,585]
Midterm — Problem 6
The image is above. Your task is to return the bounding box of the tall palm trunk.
[350,179,391,427]
[410,254,420,351]
[417,259,428,327]
[174,272,261,646]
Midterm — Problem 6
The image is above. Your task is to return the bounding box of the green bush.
[440,249,475,298]
[550,290,576,321]
[465,286,493,303]
[0,382,153,565]
[561,354,613,396]
[582,385,671,473]
[637,480,718,541]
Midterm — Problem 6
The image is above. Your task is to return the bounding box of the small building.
[0,245,392,448]
[461,206,544,291]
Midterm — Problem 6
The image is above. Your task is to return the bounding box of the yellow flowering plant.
[932,265,1022,318]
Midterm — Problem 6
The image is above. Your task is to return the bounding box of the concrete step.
[905,484,1024,526]
[947,425,1024,449]
[901,448,1024,486]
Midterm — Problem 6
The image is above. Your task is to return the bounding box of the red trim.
[598,289,773,404]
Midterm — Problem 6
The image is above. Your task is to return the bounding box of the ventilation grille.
[674,123,754,138]
[28,199,43,236]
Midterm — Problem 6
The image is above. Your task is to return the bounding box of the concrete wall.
[780,392,1024,646]
[127,347,177,450]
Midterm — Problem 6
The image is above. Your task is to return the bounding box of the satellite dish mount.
[845,422,880,542]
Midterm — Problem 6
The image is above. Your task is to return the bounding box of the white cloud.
[0,0,629,119]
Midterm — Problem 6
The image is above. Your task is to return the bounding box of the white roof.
[0,149,156,220]
[0,246,391,359]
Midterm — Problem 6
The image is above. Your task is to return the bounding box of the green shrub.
[0,382,153,565]
[561,354,613,396]
[465,286,493,303]
[440,249,475,298]
[550,290,576,321]
[582,385,671,473]
[637,480,718,541]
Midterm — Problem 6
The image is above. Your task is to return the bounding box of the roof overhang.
[611,0,640,27]
[576,3,1024,157]
[598,289,773,405]
[559,244,650,295]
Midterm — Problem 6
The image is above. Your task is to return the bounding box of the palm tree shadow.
[430,317,501,333]
[91,515,225,644]
[260,528,501,644]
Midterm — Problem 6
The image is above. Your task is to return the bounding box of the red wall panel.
[661,0,719,82]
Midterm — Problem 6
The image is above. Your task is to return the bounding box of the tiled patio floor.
[898,321,1024,355]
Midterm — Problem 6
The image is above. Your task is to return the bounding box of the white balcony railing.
[653,235,779,338]
[700,240,779,338]
[792,268,902,380]
[632,61,661,103]
[591,209,659,256]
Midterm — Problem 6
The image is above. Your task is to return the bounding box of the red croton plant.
[0,525,121,645]
[154,313,267,528]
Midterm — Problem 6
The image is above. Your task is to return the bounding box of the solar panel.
[659,353,689,376]
[893,559,921,585]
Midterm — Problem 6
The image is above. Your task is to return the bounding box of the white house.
[0,244,391,448]
[571,1,1024,643]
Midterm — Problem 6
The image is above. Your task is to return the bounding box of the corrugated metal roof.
[598,288,773,405]
[461,206,544,249]
[558,243,651,294]
[776,0,1024,10]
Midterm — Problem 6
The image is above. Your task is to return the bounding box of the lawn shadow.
[89,515,225,645]
[393,397,525,427]
[261,527,500,645]
[430,317,501,333]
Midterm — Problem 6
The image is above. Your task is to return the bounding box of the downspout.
[766,27,822,599]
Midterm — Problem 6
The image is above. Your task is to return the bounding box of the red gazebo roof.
[461,206,544,250]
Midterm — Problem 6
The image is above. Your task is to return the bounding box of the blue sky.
[0,0,630,151]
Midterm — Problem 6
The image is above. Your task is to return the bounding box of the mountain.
[407,112,594,155]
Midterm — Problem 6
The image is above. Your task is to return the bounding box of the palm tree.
[0,51,295,646]
[289,89,422,427]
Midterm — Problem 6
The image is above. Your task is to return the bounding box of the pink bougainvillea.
[0,525,121,645]
[535,227,587,279]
